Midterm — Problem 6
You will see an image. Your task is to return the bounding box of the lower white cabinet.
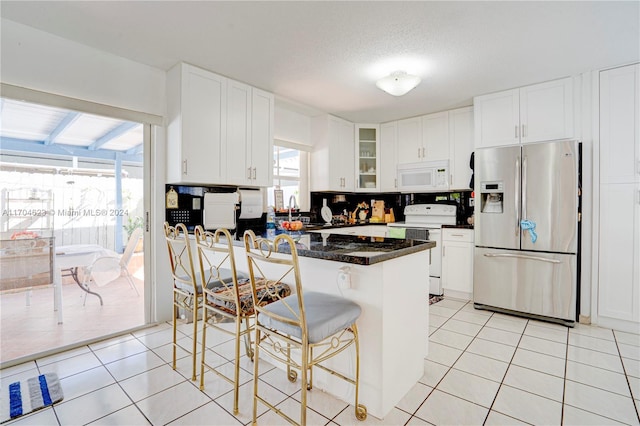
[441,228,474,300]
[598,183,640,329]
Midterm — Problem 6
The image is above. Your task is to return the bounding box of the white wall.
[1,19,165,117]
[274,105,312,146]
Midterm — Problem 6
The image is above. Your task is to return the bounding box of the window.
[268,143,309,211]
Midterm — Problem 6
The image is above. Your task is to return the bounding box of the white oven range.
[387,204,457,296]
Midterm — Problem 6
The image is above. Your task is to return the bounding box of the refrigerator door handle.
[483,253,561,264]
[522,155,528,221]
[515,156,520,236]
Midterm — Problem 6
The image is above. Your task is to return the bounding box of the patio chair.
[243,230,367,425]
[81,227,142,305]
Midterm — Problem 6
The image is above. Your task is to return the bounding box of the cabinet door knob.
[252,167,257,180]
[522,124,526,138]
[183,160,188,175]
[247,167,252,179]
[515,125,519,139]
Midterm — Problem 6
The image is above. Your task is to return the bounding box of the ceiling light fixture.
[376,71,421,96]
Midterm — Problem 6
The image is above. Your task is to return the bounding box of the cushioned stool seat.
[259,291,361,343]
[175,268,249,294]
[207,278,291,316]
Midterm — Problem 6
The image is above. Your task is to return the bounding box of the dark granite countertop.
[234,231,435,266]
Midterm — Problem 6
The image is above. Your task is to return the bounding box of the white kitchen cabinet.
[600,64,639,185]
[441,228,474,300]
[226,83,274,187]
[598,183,640,326]
[421,111,450,161]
[396,113,449,164]
[167,62,274,187]
[225,80,252,186]
[474,77,574,148]
[597,63,640,332]
[448,107,474,190]
[396,117,422,165]
[166,62,227,184]
[380,121,398,192]
[310,115,355,191]
[355,124,380,192]
[250,88,275,187]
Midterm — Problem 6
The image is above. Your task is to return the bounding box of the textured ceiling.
[1,1,638,123]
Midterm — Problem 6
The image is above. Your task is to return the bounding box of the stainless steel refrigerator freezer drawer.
[473,247,577,322]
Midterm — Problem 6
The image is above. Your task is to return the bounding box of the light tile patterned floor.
[1,298,639,425]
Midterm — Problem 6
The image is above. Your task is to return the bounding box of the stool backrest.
[164,222,197,293]
[194,226,242,311]
[243,231,307,334]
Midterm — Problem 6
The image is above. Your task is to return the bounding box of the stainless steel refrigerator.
[473,139,580,325]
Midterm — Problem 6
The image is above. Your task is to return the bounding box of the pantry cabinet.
[474,77,574,148]
[311,115,355,191]
[167,62,274,187]
[166,62,227,184]
[448,107,474,190]
[597,63,640,332]
[380,121,398,192]
[441,228,474,300]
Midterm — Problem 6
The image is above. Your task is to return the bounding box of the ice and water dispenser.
[480,181,504,213]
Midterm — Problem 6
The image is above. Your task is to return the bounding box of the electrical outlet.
[337,266,351,289]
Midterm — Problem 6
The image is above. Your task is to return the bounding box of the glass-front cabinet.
[355,124,380,192]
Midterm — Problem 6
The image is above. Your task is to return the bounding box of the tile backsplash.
[310,191,473,225]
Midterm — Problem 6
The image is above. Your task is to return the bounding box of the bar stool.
[163,222,201,381]
[195,226,291,414]
[243,230,367,425]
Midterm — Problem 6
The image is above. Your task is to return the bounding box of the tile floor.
[1,297,639,425]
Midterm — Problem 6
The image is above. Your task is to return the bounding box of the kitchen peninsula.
[232,230,435,419]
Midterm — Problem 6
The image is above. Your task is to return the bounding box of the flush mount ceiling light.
[375,71,421,96]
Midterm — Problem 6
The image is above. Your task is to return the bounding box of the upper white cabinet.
[225,80,252,186]
[167,63,227,185]
[597,63,640,332]
[355,124,380,192]
[396,117,422,164]
[396,113,449,163]
[226,83,274,187]
[311,115,355,192]
[600,64,639,185]
[250,88,275,187]
[167,62,274,187]
[474,77,574,148]
[449,107,474,190]
[421,111,450,161]
[380,121,398,192]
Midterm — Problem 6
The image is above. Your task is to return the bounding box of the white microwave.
[397,160,450,192]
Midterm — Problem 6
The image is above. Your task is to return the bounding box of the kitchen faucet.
[288,195,298,222]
